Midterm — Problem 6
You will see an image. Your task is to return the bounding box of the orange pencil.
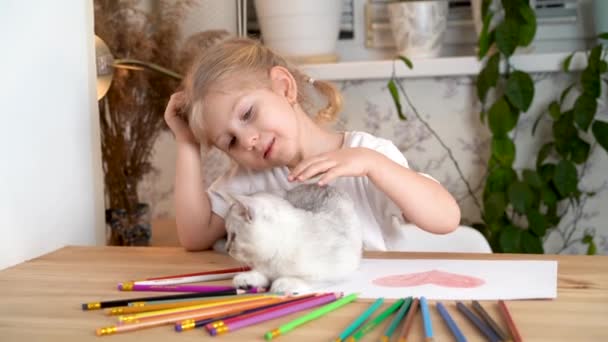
[398,297,419,342]
[107,294,270,315]
[498,300,522,342]
[96,297,282,336]
[117,295,277,322]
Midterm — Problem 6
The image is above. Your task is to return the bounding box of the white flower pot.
[387,1,449,58]
[254,0,342,59]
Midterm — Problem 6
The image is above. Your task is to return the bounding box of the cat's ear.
[231,194,255,222]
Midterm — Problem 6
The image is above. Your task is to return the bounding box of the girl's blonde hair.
[183,37,342,146]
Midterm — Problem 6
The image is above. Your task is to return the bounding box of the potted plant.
[387,0,450,58]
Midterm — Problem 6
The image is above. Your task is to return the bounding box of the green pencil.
[264,293,358,340]
[346,298,406,342]
[381,297,413,342]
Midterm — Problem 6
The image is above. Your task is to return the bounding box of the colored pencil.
[145,267,250,280]
[334,297,384,342]
[472,300,509,341]
[95,297,282,336]
[209,293,340,335]
[498,300,522,342]
[437,302,467,342]
[176,294,318,332]
[456,301,501,342]
[264,293,358,340]
[121,272,243,287]
[398,297,419,342]
[118,283,235,292]
[82,288,263,310]
[126,293,264,307]
[381,297,412,342]
[420,297,434,342]
[109,294,271,315]
[346,298,406,342]
[117,296,275,322]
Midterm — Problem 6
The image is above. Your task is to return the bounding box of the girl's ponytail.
[311,79,343,124]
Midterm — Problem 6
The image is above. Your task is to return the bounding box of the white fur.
[224,185,363,293]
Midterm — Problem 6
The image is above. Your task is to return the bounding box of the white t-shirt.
[207,131,423,251]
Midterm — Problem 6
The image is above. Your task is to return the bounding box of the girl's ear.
[269,66,298,105]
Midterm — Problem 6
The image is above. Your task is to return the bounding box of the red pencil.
[498,300,522,342]
[146,266,250,280]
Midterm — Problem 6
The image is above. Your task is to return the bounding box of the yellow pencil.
[118,296,277,322]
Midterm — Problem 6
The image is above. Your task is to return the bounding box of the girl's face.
[201,84,301,171]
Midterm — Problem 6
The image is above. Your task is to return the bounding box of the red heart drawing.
[372,270,485,288]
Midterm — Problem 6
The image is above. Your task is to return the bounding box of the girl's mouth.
[263,138,275,159]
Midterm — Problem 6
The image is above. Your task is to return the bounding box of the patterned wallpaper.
[138,72,608,255]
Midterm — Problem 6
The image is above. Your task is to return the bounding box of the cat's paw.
[270,277,311,294]
[233,270,270,290]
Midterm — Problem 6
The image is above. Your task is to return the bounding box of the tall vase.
[254,0,342,63]
[387,1,449,58]
[106,203,151,246]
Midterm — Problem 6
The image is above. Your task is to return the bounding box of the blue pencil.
[456,301,501,342]
[437,302,467,342]
[420,297,434,342]
[334,297,384,342]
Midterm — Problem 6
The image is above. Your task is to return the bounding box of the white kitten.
[224,184,363,294]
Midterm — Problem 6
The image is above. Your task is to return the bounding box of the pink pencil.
[118,283,235,292]
[207,293,340,335]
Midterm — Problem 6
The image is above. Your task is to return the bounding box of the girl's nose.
[240,131,259,151]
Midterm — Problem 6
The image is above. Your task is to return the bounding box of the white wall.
[0,0,105,269]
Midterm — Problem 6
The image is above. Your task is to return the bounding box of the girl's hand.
[164,92,197,145]
[288,147,378,186]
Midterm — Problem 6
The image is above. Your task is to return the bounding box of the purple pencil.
[118,283,235,293]
[209,293,340,335]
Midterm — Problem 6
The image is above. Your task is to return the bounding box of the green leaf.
[488,98,518,136]
[484,192,507,223]
[387,79,406,120]
[599,32,608,40]
[541,185,558,207]
[583,234,596,255]
[505,71,535,112]
[517,3,537,46]
[560,84,575,104]
[538,163,555,182]
[570,137,591,164]
[563,53,575,72]
[492,137,516,166]
[548,101,561,119]
[499,225,522,253]
[477,53,500,102]
[522,231,544,253]
[495,19,519,57]
[485,167,517,195]
[536,142,554,168]
[553,160,578,197]
[482,0,492,19]
[573,93,597,131]
[553,111,577,158]
[508,181,535,213]
[523,169,543,189]
[581,46,602,98]
[600,61,607,73]
[526,209,547,237]
[478,13,495,59]
[398,56,413,69]
[592,120,608,152]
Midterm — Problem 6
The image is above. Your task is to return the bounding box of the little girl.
[164,37,460,252]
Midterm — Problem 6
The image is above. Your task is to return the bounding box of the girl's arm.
[165,92,225,251]
[366,151,460,234]
[289,146,460,234]
[174,142,226,251]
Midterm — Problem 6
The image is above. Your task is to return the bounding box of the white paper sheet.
[312,259,558,300]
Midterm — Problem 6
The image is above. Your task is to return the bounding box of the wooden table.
[1,246,607,341]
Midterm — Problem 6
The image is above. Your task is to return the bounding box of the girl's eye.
[228,137,236,149]
[242,107,253,121]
